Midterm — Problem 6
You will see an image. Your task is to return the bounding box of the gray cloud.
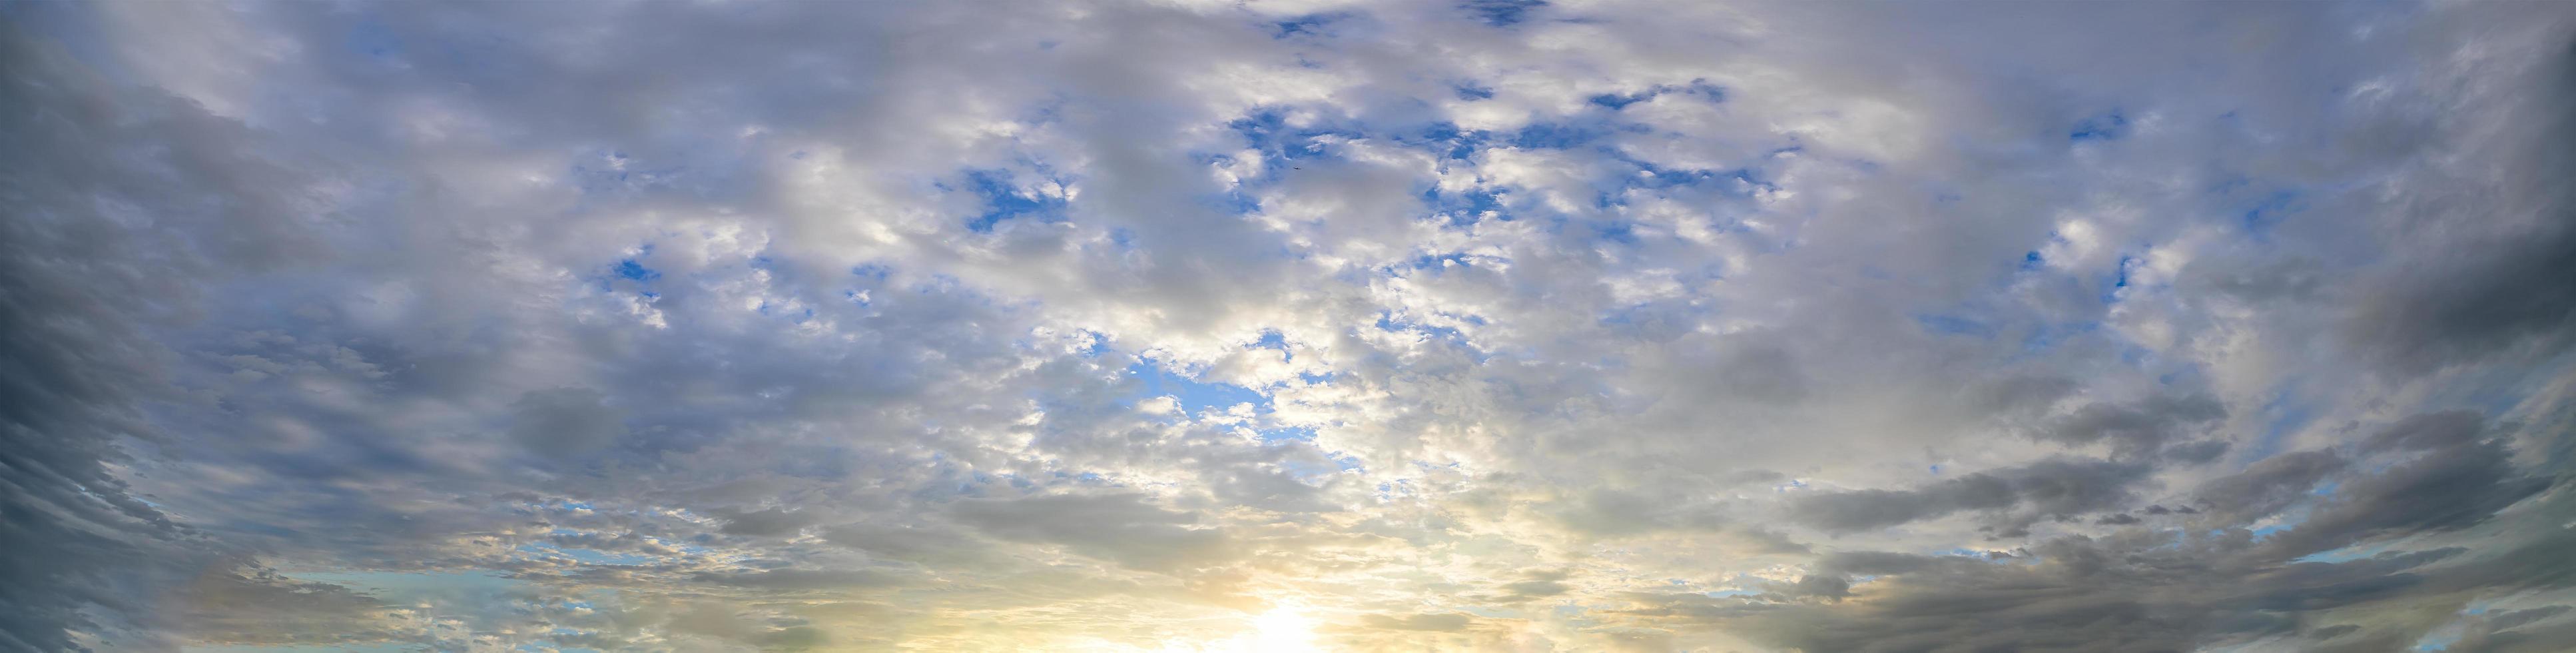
[1670,409,2576,652]
[949,492,1235,574]
[2033,393,2225,458]
[1791,457,2154,534]
[509,387,626,458]
[0,26,278,651]
[1359,612,1474,632]
[711,507,811,537]
[2345,39,2576,376]
[169,567,410,648]
[2192,448,2345,524]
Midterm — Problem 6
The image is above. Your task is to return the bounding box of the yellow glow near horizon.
[1247,606,1318,652]
[1153,606,1320,653]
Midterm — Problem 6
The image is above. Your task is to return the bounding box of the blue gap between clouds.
[2207,174,2306,239]
[2070,111,2129,141]
[1462,0,1546,27]
[1376,314,1492,364]
[1588,80,1726,110]
[614,259,659,283]
[947,168,1069,233]
[1421,186,1508,227]
[595,245,663,298]
[1127,354,1275,409]
[1213,109,1370,214]
[1271,13,1349,38]
[1228,109,1366,173]
[2240,189,2302,237]
[1227,99,1748,239]
[1392,117,1631,157]
[1127,358,1334,446]
[2101,255,2138,303]
[1595,151,1766,215]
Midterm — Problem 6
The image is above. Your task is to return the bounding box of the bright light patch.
[1247,606,1319,652]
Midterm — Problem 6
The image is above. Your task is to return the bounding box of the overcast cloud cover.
[6,1,2576,651]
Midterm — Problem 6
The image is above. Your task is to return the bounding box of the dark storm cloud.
[1647,538,2489,652]
[2346,41,2576,375]
[1790,457,2153,533]
[0,27,306,651]
[1678,408,2576,652]
[2254,419,2549,559]
[2191,448,2345,524]
[2031,393,2224,458]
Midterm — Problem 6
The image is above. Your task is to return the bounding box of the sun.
[1145,605,1322,653]
[1246,605,1319,652]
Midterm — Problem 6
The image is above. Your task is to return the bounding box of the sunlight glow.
[1248,606,1318,652]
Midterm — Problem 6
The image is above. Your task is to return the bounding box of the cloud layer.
[5,1,2576,650]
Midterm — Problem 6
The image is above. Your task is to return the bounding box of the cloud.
[168,566,413,648]
[509,387,627,458]
[2344,40,2576,376]
[709,507,812,537]
[949,492,1236,574]
[688,568,907,592]
[0,25,283,651]
[2192,448,2345,524]
[1791,457,2154,534]
[1361,611,1475,632]
[4,0,2575,650]
[2031,393,2225,458]
[1680,408,2576,651]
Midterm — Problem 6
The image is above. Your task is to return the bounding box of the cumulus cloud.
[5,0,2576,650]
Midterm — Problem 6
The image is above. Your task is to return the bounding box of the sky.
[5,1,2576,651]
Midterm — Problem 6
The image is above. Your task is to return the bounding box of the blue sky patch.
[2238,189,2303,236]
[1589,81,1724,110]
[2071,111,2130,141]
[1508,121,1616,150]
[954,168,1070,233]
[1128,361,1267,414]
[614,259,659,283]
[1423,186,1510,226]
[1229,109,1365,167]
[1401,122,1488,161]
[1461,0,1546,27]
[1271,13,1347,38]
